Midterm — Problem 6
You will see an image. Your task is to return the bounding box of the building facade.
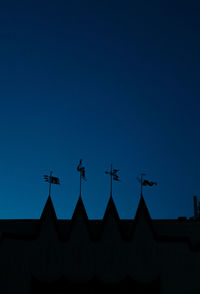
[0,195,199,293]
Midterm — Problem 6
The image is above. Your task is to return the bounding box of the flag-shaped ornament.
[112,169,120,181]
[44,175,60,185]
[77,159,86,181]
[105,165,120,197]
[142,179,157,186]
[43,171,60,197]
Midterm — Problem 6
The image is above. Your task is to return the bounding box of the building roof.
[0,194,199,250]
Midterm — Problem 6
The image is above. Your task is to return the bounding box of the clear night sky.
[0,0,199,220]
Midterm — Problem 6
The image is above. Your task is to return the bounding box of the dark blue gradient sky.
[0,0,199,219]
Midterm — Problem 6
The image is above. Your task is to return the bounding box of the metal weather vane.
[105,164,120,197]
[43,171,60,196]
[77,159,86,197]
[137,173,157,195]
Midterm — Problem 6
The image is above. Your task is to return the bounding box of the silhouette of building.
[0,194,199,293]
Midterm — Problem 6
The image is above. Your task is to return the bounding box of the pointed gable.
[66,197,93,278]
[129,195,158,279]
[96,197,124,279]
[103,196,120,221]
[39,196,58,240]
[135,194,152,223]
[69,196,91,241]
[132,194,155,240]
[36,196,61,280]
[101,196,122,241]
[71,196,88,222]
[40,196,57,222]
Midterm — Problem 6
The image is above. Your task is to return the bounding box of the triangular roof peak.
[68,196,92,241]
[100,196,122,241]
[103,196,120,221]
[135,194,151,221]
[39,195,59,240]
[40,195,57,222]
[130,193,156,242]
[71,196,88,221]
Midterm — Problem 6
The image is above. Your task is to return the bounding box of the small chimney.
[193,196,198,219]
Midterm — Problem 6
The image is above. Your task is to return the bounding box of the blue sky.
[0,0,199,219]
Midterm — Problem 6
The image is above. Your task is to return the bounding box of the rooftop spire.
[105,164,120,197]
[137,173,157,197]
[40,195,57,222]
[77,159,86,197]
